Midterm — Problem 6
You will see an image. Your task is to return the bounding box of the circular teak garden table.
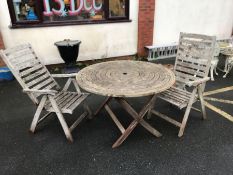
[76,60,175,148]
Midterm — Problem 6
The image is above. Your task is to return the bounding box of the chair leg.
[147,96,156,119]
[223,65,231,78]
[30,96,47,133]
[178,88,197,137]
[48,96,73,142]
[214,66,218,75]
[83,102,93,119]
[198,85,207,120]
[210,66,214,81]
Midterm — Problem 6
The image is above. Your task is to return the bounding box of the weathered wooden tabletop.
[76,60,175,97]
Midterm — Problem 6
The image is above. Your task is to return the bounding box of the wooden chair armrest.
[185,77,210,87]
[23,89,58,95]
[51,73,78,78]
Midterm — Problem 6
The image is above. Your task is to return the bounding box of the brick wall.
[0,32,5,67]
[137,0,155,57]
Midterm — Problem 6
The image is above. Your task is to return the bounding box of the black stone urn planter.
[54,39,81,73]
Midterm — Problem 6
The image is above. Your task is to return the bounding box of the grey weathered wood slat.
[20,64,43,77]
[159,94,190,109]
[181,38,212,46]
[63,94,82,109]
[16,59,40,71]
[26,73,51,87]
[55,91,67,100]
[45,93,87,114]
[43,82,58,91]
[31,78,54,90]
[176,60,207,71]
[176,55,208,66]
[175,76,190,85]
[161,90,189,102]
[45,93,74,112]
[149,32,216,137]
[181,33,214,40]
[175,65,205,77]
[3,43,31,54]
[166,86,191,97]
[161,90,190,102]
[23,68,47,82]
[9,52,36,64]
[67,94,88,112]
[8,48,33,58]
[175,71,198,81]
[178,48,206,60]
[44,91,67,107]
[0,43,91,142]
[52,93,73,107]
[159,95,184,107]
[59,94,79,109]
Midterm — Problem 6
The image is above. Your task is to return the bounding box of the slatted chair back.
[174,33,216,88]
[0,44,60,104]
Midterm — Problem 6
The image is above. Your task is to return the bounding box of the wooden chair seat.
[44,91,89,114]
[158,86,194,109]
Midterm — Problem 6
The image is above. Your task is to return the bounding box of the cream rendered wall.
[0,1,139,65]
[153,0,233,45]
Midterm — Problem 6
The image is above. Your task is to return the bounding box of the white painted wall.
[0,1,139,65]
[153,0,233,45]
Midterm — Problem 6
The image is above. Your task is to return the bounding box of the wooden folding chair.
[148,33,216,137]
[0,44,92,142]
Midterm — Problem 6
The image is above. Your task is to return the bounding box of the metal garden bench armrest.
[23,89,58,96]
[185,77,210,87]
[51,73,78,78]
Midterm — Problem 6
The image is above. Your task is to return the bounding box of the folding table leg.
[147,96,156,119]
[116,97,162,137]
[94,97,112,116]
[112,120,139,148]
[112,95,162,148]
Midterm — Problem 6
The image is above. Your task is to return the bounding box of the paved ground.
[0,61,233,175]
